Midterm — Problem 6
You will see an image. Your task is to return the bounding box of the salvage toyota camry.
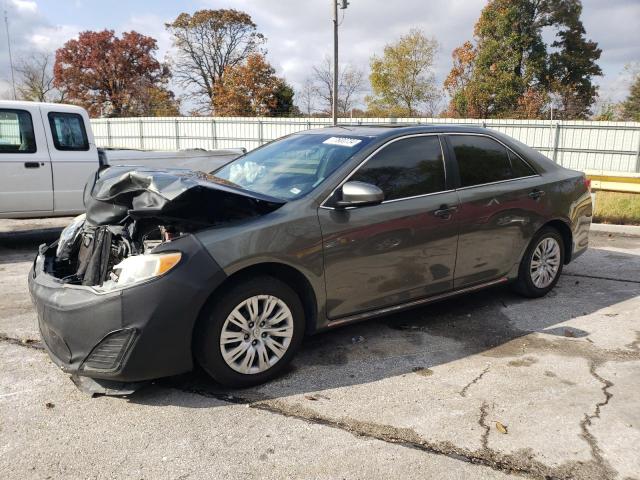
[29,125,592,392]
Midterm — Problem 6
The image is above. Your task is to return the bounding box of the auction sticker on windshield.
[322,137,362,147]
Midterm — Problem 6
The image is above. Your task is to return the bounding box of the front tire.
[512,227,564,298]
[195,276,305,388]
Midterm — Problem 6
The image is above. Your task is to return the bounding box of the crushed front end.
[28,166,283,390]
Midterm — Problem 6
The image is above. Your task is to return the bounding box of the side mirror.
[335,181,384,208]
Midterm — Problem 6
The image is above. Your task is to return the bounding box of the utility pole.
[332,0,349,126]
[4,7,16,100]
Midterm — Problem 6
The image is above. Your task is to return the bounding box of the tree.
[54,30,177,117]
[444,0,601,119]
[212,53,295,117]
[444,41,479,117]
[296,78,317,116]
[622,74,640,121]
[593,100,622,121]
[131,85,181,117]
[366,29,440,117]
[547,0,602,119]
[16,52,65,103]
[466,0,549,118]
[166,9,265,111]
[308,56,364,116]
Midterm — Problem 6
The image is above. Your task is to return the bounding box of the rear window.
[48,112,89,151]
[0,109,36,153]
[509,151,536,177]
[450,135,513,187]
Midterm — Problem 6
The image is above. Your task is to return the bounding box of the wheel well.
[199,262,318,335]
[544,220,573,264]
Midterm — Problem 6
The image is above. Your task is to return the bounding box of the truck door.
[41,106,99,214]
[0,107,53,214]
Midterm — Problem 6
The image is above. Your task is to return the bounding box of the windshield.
[212,133,373,200]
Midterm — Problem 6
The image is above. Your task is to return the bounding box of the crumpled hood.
[83,166,285,227]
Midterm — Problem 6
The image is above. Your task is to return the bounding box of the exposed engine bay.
[45,166,284,289]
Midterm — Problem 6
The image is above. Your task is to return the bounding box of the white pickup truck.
[0,101,242,218]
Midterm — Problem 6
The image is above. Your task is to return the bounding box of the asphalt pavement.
[1,218,638,479]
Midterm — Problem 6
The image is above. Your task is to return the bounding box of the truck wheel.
[195,276,305,388]
[512,227,564,298]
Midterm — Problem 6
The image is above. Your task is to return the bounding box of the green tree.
[622,74,640,121]
[547,0,602,119]
[445,0,601,119]
[468,0,548,118]
[366,29,440,117]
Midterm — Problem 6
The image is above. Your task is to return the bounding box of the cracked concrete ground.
[1,218,639,479]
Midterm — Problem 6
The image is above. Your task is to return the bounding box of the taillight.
[583,177,591,191]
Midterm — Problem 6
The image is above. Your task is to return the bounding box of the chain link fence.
[90,116,640,174]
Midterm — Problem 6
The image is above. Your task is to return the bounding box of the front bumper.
[28,234,226,383]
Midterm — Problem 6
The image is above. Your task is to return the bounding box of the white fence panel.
[90,117,640,174]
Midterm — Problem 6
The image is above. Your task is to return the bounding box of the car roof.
[299,124,491,139]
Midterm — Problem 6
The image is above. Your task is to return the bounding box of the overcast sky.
[1,0,638,113]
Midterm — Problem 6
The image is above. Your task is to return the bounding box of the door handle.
[24,162,42,169]
[434,205,458,219]
[528,189,545,199]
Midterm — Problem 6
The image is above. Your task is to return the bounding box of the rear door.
[41,106,99,213]
[318,134,459,319]
[446,134,542,288]
[0,107,53,214]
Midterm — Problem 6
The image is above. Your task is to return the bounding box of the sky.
[0,0,638,113]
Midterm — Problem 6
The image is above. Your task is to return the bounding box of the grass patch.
[593,191,640,225]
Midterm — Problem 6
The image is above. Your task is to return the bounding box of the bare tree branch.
[166,9,265,113]
[15,52,65,103]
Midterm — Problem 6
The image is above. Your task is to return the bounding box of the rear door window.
[509,151,536,177]
[349,135,446,201]
[449,135,513,187]
[0,109,36,153]
[48,112,89,151]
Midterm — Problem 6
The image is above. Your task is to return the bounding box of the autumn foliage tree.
[212,54,295,116]
[54,30,178,117]
[367,29,440,117]
[166,9,265,112]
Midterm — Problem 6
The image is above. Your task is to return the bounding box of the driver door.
[318,134,459,319]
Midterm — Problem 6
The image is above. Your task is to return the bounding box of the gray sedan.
[29,125,592,391]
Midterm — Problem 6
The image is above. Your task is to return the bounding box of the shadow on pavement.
[129,246,640,408]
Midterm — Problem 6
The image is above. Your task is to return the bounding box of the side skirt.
[327,276,509,329]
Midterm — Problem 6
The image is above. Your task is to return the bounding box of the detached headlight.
[105,252,182,290]
[56,213,86,260]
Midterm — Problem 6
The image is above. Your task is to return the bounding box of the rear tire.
[195,275,305,388]
[511,226,564,298]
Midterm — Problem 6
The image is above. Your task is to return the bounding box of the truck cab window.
[48,112,89,151]
[0,109,36,154]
